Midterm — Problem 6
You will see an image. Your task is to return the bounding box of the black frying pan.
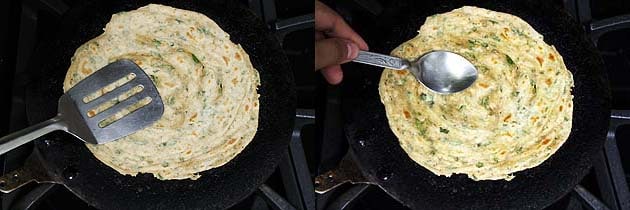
[5,0,295,209]
[339,0,611,209]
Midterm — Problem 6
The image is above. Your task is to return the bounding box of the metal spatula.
[0,59,164,155]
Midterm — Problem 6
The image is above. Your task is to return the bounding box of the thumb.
[315,38,359,70]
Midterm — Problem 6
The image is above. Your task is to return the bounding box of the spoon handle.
[352,51,409,70]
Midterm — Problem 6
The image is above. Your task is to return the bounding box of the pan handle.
[314,152,370,194]
[0,150,58,193]
[0,115,66,155]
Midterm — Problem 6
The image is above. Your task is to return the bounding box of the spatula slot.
[86,85,145,118]
[82,72,136,104]
[98,96,153,128]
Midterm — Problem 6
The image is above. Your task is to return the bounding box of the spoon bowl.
[412,51,478,94]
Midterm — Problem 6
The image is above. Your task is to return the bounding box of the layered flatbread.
[379,6,574,180]
[63,4,260,180]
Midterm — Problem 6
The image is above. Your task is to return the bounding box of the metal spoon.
[352,50,478,94]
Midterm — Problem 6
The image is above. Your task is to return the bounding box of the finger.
[315,1,369,50]
[315,31,325,40]
[315,38,359,70]
[321,65,343,85]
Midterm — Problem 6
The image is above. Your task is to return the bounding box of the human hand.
[315,0,369,85]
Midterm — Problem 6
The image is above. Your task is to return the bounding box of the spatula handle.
[0,115,66,155]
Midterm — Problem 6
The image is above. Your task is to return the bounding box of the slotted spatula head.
[59,59,164,144]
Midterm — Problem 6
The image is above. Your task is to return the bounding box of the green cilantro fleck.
[468,39,488,48]
[505,55,515,66]
[439,127,450,134]
[149,74,159,85]
[152,39,161,47]
[480,96,490,109]
[191,53,200,63]
[415,119,427,136]
[197,27,210,35]
[530,79,537,94]
[420,93,435,107]
[476,162,484,168]
[512,28,526,36]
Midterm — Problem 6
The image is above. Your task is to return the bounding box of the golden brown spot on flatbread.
[232,78,238,85]
[479,83,489,88]
[189,113,198,121]
[559,105,563,112]
[536,56,543,66]
[164,82,175,87]
[222,56,229,65]
[87,110,97,118]
[500,32,509,39]
[227,138,236,144]
[531,116,539,122]
[548,53,555,61]
[245,105,249,111]
[545,78,552,86]
[541,138,551,145]
[235,52,241,61]
[503,114,512,122]
[396,70,407,75]
[81,68,92,74]
[186,31,193,39]
[403,110,411,119]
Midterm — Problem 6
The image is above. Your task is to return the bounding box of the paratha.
[63,4,260,180]
[379,6,574,181]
